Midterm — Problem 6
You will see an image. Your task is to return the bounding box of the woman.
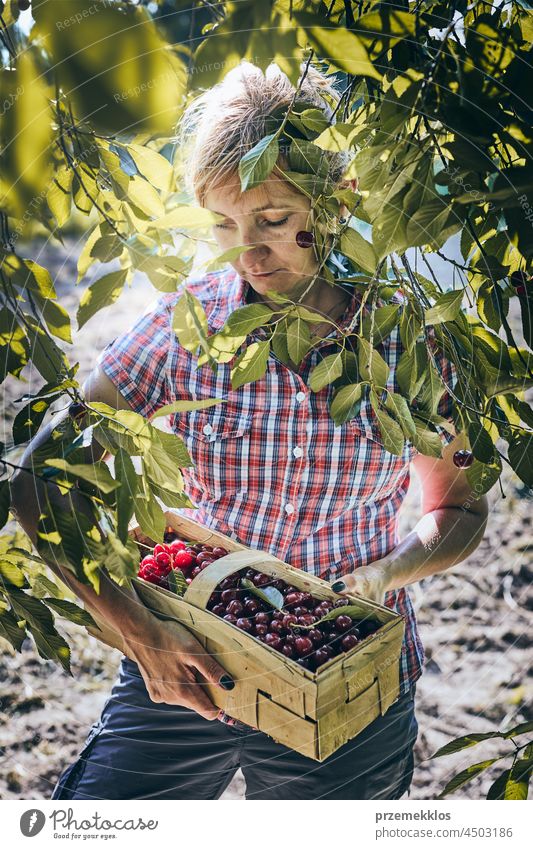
[13,62,488,800]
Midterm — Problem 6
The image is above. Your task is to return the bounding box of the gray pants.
[51,657,418,800]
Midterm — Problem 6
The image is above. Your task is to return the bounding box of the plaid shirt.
[97,266,457,722]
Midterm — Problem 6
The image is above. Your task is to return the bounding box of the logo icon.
[20,810,46,837]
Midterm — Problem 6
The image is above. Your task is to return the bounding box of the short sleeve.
[96,293,177,418]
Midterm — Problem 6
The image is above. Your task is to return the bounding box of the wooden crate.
[88,511,405,762]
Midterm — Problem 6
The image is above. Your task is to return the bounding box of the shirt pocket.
[173,408,252,500]
[344,408,413,504]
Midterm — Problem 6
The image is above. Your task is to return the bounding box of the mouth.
[247,269,281,278]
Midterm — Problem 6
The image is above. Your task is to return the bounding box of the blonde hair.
[176,60,351,206]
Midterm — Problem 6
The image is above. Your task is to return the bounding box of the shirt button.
[292,446,303,458]
[295,391,306,403]
[202,424,213,436]
[284,503,295,515]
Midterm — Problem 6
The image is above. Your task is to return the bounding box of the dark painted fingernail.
[331,580,346,592]
[219,674,235,690]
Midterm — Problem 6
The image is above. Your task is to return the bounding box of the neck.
[246,276,351,328]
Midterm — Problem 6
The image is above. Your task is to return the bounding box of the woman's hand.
[122,613,234,721]
[330,559,390,605]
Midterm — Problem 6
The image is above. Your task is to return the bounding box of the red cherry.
[285,592,303,607]
[244,598,260,615]
[212,546,228,558]
[155,552,172,572]
[221,589,238,604]
[334,614,353,633]
[199,557,214,569]
[68,401,87,421]
[172,550,195,570]
[334,598,351,608]
[341,634,359,651]
[293,606,308,618]
[197,552,213,565]
[314,648,331,668]
[270,619,286,635]
[272,610,285,621]
[153,543,168,557]
[515,284,528,297]
[252,572,271,587]
[282,614,298,630]
[190,566,202,579]
[212,604,225,617]
[296,657,312,670]
[295,230,315,248]
[226,599,244,616]
[453,449,474,468]
[140,555,158,568]
[223,613,237,625]
[264,633,282,650]
[254,623,269,637]
[282,643,296,659]
[308,628,324,646]
[235,617,253,632]
[297,614,317,627]
[169,539,187,554]
[294,636,313,657]
[255,612,271,626]
[219,576,239,590]
[299,592,315,607]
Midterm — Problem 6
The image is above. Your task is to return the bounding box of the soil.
[1,237,531,800]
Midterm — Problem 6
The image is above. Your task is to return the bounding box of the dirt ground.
[1,237,531,800]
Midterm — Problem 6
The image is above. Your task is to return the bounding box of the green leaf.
[309,351,344,392]
[370,390,405,455]
[8,588,55,633]
[0,607,26,652]
[438,759,499,798]
[384,392,417,439]
[28,624,72,675]
[172,291,209,354]
[361,305,401,345]
[339,227,377,275]
[44,459,120,494]
[468,421,496,464]
[103,532,139,582]
[31,574,64,600]
[240,578,284,611]
[230,341,270,391]
[302,24,381,80]
[0,559,26,588]
[504,773,529,800]
[156,206,219,229]
[466,456,503,495]
[77,269,128,329]
[238,133,279,192]
[115,449,137,544]
[330,383,363,427]
[13,396,51,445]
[397,345,427,402]
[150,397,226,421]
[508,430,533,486]
[425,291,464,325]
[286,318,313,365]
[487,769,512,800]
[410,418,444,458]
[222,304,273,337]
[47,165,73,227]
[128,175,165,218]
[133,492,166,544]
[504,721,533,738]
[167,568,187,596]
[432,732,502,759]
[43,598,99,630]
[126,143,173,192]
[358,337,390,389]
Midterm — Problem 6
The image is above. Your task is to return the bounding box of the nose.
[237,225,270,269]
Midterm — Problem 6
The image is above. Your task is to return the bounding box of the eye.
[264,216,289,227]
[213,222,233,230]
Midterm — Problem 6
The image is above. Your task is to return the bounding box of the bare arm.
[10,366,233,717]
[331,433,489,601]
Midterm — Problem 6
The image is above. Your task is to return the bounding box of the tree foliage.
[0,1,532,673]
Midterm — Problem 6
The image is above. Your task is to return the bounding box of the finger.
[189,648,235,692]
[182,683,220,721]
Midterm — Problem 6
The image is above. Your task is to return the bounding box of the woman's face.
[203,172,322,300]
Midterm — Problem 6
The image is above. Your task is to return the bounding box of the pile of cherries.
[137,530,229,590]
[137,530,379,673]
